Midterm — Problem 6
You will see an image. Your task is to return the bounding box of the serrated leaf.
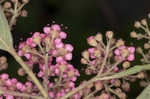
[0,7,13,51]
[136,84,150,99]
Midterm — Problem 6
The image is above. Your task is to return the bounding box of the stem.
[43,53,49,97]
[107,58,123,73]
[28,50,44,59]
[52,69,64,89]
[84,90,97,99]
[60,77,98,99]
[9,1,18,29]
[38,43,45,54]
[0,89,44,99]
[98,38,111,75]
[9,49,48,98]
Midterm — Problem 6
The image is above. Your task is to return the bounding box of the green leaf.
[136,84,150,99]
[102,64,150,80]
[0,7,13,51]
[112,64,150,78]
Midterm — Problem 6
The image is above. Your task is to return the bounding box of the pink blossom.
[37,71,44,77]
[56,56,64,63]
[65,44,74,52]
[128,46,135,53]
[127,54,135,61]
[49,92,54,98]
[51,24,61,31]
[43,26,51,34]
[1,73,9,80]
[18,50,23,56]
[6,79,12,86]
[65,53,72,60]
[33,32,40,38]
[5,95,14,99]
[88,48,95,53]
[18,42,25,49]
[55,43,64,48]
[54,38,62,44]
[24,53,31,59]
[59,32,67,39]
[16,82,23,90]
[114,49,120,55]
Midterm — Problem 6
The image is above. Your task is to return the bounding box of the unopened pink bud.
[16,82,23,89]
[127,54,135,61]
[18,50,23,56]
[88,48,95,53]
[114,49,120,55]
[6,95,14,99]
[1,73,9,80]
[65,53,72,60]
[128,46,135,53]
[24,53,31,59]
[59,32,67,39]
[69,82,74,88]
[54,38,62,44]
[49,92,54,98]
[43,26,51,34]
[51,24,61,31]
[55,43,64,48]
[6,79,12,86]
[65,44,74,52]
[56,56,64,63]
[37,71,44,77]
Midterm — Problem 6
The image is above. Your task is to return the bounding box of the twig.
[0,89,44,99]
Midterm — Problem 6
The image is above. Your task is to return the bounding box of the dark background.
[3,0,150,98]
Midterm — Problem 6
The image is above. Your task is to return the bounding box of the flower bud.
[122,82,130,92]
[141,19,147,26]
[94,49,101,57]
[116,39,124,47]
[137,72,145,79]
[0,56,7,65]
[18,68,25,76]
[144,43,150,49]
[140,81,148,87]
[87,36,97,46]
[32,33,41,44]
[21,10,28,17]
[59,64,67,72]
[106,31,113,39]
[98,93,110,99]
[4,2,11,9]
[82,51,89,60]
[114,80,121,87]
[136,47,143,54]
[130,31,137,38]
[134,21,141,28]
[80,58,88,64]
[22,0,29,3]
[121,49,129,58]
[68,71,75,77]
[122,61,130,69]
[95,33,102,41]
[95,81,103,91]
[118,92,126,99]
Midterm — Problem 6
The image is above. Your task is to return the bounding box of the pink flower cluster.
[0,73,33,99]
[0,24,80,99]
[114,46,135,61]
